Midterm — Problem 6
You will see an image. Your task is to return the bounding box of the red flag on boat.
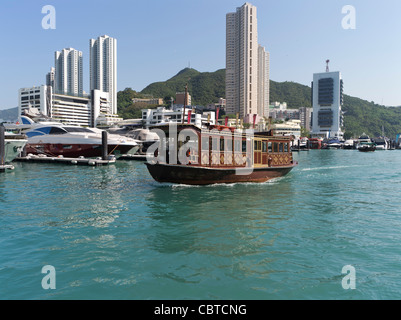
[253,114,257,129]
[216,107,220,123]
[225,116,228,127]
[187,109,192,124]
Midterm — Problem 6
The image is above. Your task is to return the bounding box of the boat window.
[234,139,241,152]
[220,138,225,151]
[262,141,267,153]
[35,127,52,135]
[242,140,247,153]
[279,143,283,153]
[201,136,209,151]
[254,140,262,151]
[212,137,219,153]
[224,138,232,152]
[49,127,67,135]
[64,127,95,133]
[273,142,279,153]
[284,143,288,153]
[268,142,272,153]
[26,131,45,138]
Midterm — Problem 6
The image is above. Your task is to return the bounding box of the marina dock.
[14,155,116,166]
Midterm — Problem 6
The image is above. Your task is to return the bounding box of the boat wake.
[301,165,367,172]
[163,176,288,189]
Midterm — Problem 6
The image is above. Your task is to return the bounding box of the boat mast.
[182,83,188,124]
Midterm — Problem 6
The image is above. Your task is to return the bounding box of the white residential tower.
[54,48,83,96]
[258,45,270,118]
[226,3,259,118]
[89,35,117,115]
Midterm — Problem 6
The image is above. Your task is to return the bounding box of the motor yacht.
[4,116,141,158]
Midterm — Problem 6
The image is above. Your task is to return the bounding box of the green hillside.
[118,68,401,138]
[141,68,226,106]
[270,81,312,109]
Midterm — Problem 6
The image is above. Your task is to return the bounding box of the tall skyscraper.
[311,69,344,139]
[89,35,117,114]
[54,48,83,96]
[226,3,259,118]
[257,45,270,118]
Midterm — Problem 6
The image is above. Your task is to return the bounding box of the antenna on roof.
[326,60,330,72]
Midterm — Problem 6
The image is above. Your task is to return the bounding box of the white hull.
[5,116,141,157]
[4,139,27,163]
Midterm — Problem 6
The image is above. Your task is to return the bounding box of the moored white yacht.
[343,139,355,149]
[4,115,141,158]
[108,127,159,155]
[325,138,343,149]
[356,134,376,152]
[372,137,389,150]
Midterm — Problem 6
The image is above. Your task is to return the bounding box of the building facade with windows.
[18,86,121,127]
[311,71,344,139]
[46,67,55,89]
[18,86,51,116]
[89,35,117,115]
[226,3,259,118]
[54,48,83,96]
[141,106,216,128]
[175,92,192,106]
[257,45,270,118]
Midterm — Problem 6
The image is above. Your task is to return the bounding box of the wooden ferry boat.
[145,124,297,185]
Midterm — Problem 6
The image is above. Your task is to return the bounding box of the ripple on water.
[1,153,401,299]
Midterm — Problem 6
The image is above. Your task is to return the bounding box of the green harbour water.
[1,150,401,300]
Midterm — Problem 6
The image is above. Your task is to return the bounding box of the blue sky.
[0,0,400,109]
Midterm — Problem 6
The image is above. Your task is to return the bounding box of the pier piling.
[102,131,108,160]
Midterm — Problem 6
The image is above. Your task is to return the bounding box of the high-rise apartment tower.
[258,45,270,118]
[226,3,259,118]
[89,35,117,114]
[54,48,83,96]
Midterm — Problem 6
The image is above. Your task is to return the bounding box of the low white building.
[18,85,121,127]
[50,92,91,126]
[91,89,122,126]
[269,102,299,120]
[141,106,216,128]
[18,86,51,116]
[270,119,302,139]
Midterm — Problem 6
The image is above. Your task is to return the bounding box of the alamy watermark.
[342,265,356,290]
[146,122,255,176]
[42,5,56,30]
[41,265,56,290]
[342,5,356,30]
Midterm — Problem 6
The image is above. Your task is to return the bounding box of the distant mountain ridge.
[2,68,400,139]
[131,68,401,138]
[0,107,18,122]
